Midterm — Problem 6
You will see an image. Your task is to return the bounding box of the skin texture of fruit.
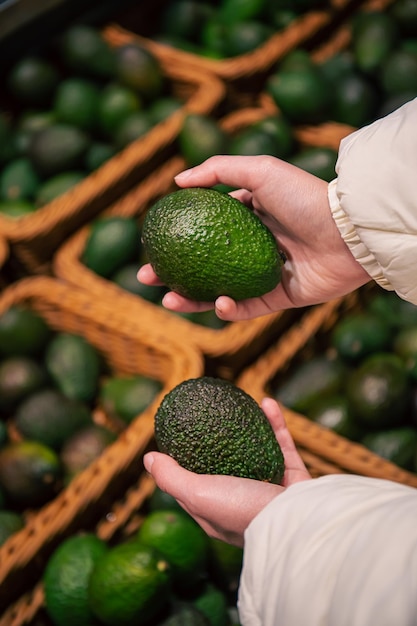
[142,187,284,302]
[154,376,285,483]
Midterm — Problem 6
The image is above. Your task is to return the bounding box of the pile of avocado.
[0,23,181,219]
[0,304,161,545]
[146,0,328,59]
[266,2,417,129]
[274,289,417,473]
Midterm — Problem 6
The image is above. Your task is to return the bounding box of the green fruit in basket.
[0,440,62,508]
[154,376,285,482]
[331,311,393,363]
[88,540,171,626]
[351,11,398,74]
[14,388,92,451]
[60,424,116,480]
[179,114,229,168]
[114,43,164,100]
[0,510,24,546]
[0,306,52,357]
[0,356,48,413]
[84,141,116,172]
[58,23,117,79]
[111,262,166,301]
[114,111,153,149]
[219,0,268,22]
[99,374,162,424]
[0,157,40,202]
[289,146,338,182]
[361,427,417,472]
[306,394,365,442]
[0,199,36,218]
[193,583,230,626]
[380,48,417,96]
[82,215,140,278]
[137,509,209,591]
[222,20,274,57]
[7,56,59,107]
[53,77,101,131]
[330,71,379,128]
[346,352,411,428]
[160,601,211,626]
[35,171,85,207]
[28,123,89,177]
[45,332,102,404]
[98,83,142,138]
[44,533,109,626]
[159,0,214,43]
[266,64,331,124]
[148,96,183,125]
[142,187,284,302]
[275,353,347,414]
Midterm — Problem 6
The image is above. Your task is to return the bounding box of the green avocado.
[142,187,284,302]
[154,376,285,482]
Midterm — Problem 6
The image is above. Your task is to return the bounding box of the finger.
[174,155,276,192]
[162,291,214,313]
[137,264,165,286]
[261,397,310,481]
[144,451,192,504]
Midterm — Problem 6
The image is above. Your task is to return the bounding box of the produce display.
[274,289,417,472]
[0,23,177,218]
[42,491,243,626]
[1,0,417,623]
[0,304,161,540]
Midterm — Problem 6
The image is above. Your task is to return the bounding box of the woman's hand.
[138,155,370,321]
[143,397,311,547]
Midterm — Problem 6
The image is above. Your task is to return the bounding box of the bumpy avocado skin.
[154,377,285,483]
[141,187,284,302]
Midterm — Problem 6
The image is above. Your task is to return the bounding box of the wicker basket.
[237,291,417,488]
[0,62,225,276]
[0,276,203,612]
[0,430,350,626]
[53,99,355,379]
[103,0,391,110]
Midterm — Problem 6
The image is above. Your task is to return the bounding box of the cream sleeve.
[238,474,417,626]
[328,98,417,305]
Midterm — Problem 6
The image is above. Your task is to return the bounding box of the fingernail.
[144,453,154,473]
[174,168,193,182]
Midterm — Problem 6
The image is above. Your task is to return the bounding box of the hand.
[137,155,370,321]
[143,397,311,547]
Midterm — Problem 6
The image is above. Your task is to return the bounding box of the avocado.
[154,376,285,482]
[0,306,52,357]
[100,374,162,424]
[274,353,347,414]
[331,311,393,363]
[0,356,48,413]
[346,352,411,428]
[160,602,211,626]
[0,440,62,508]
[0,510,24,546]
[14,388,92,451]
[28,124,89,177]
[60,424,116,480]
[351,11,399,74]
[45,332,102,404]
[142,187,284,302]
[0,157,40,202]
[35,171,85,207]
[361,426,417,471]
[114,43,164,101]
[178,114,229,168]
[82,216,140,278]
[7,56,59,107]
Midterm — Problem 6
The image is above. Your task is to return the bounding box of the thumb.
[143,451,188,499]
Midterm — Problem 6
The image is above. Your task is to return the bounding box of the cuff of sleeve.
[328,179,393,292]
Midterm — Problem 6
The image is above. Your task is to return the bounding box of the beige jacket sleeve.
[238,474,417,626]
[328,98,417,305]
